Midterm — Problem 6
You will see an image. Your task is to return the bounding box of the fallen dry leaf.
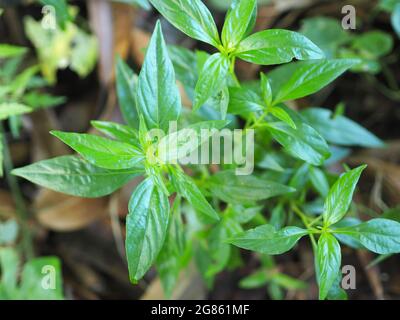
[34,189,108,232]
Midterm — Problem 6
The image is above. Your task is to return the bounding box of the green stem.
[229,57,241,88]
[0,122,34,259]
[291,204,319,251]
[247,110,269,130]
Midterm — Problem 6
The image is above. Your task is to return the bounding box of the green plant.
[0,193,63,300]
[0,248,63,300]
[379,0,400,38]
[0,42,65,259]
[299,17,394,74]
[12,0,400,300]
[239,254,307,300]
[24,3,98,84]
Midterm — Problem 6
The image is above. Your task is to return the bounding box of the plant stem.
[0,122,34,259]
[247,110,269,130]
[229,57,241,88]
[291,203,319,251]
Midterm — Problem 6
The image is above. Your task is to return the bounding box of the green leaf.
[0,248,19,297]
[19,256,63,299]
[266,107,331,166]
[270,59,358,104]
[194,53,230,111]
[257,153,285,172]
[137,21,181,132]
[332,217,364,249]
[379,0,400,12]
[51,131,144,170]
[116,57,139,128]
[149,0,220,47]
[207,218,240,276]
[299,17,351,58]
[206,170,295,205]
[40,0,71,29]
[221,0,257,48]
[12,155,142,198]
[392,4,400,38]
[229,224,308,255]
[156,198,187,297]
[157,120,229,164]
[229,205,262,224]
[228,86,264,115]
[126,178,169,281]
[168,45,199,90]
[22,92,66,110]
[326,271,348,300]
[334,218,400,254]
[239,270,269,289]
[235,30,324,65]
[0,103,32,120]
[0,44,27,58]
[260,73,273,107]
[301,108,384,148]
[91,120,140,147]
[217,86,229,120]
[316,233,341,300]
[270,107,296,129]
[9,65,39,97]
[323,165,367,226]
[170,167,219,222]
[69,29,98,79]
[272,273,307,290]
[309,166,329,197]
[352,31,393,59]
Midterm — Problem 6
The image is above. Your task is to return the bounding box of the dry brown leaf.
[34,189,108,232]
[349,156,400,207]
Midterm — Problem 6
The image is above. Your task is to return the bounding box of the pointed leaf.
[126,178,169,281]
[12,156,142,198]
[149,0,220,47]
[51,131,144,170]
[334,218,400,254]
[137,21,181,132]
[323,165,366,226]
[194,53,230,111]
[267,116,330,166]
[206,170,295,205]
[270,59,359,104]
[157,120,229,164]
[235,29,324,65]
[0,103,31,120]
[301,108,384,148]
[229,224,308,255]
[116,57,139,128]
[317,233,341,300]
[221,0,257,48]
[170,167,219,222]
[91,120,140,148]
